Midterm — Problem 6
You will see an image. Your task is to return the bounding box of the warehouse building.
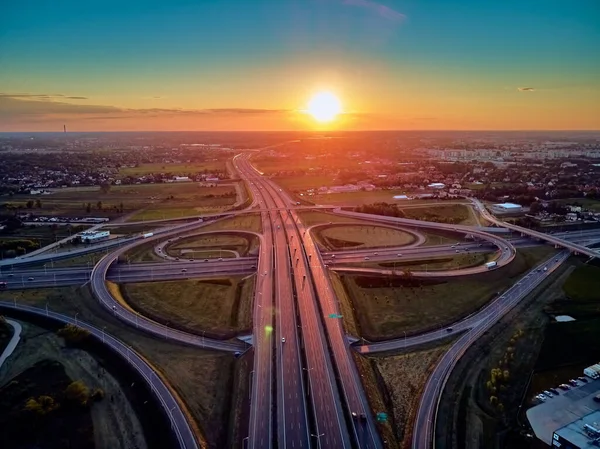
[490,202,524,215]
[79,230,110,243]
[527,377,600,446]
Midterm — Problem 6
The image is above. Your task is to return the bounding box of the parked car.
[549,388,559,395]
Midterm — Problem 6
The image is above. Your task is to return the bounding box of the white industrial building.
[79,230,110,243]
[490,202,523,215]
[427,183,446,189]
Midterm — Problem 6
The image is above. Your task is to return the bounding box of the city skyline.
[1,0,599,131]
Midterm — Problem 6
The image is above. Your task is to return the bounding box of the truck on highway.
[0,281,7,290]
[584,364,600,379]
[142,232,154,238]
[485,261,497,270]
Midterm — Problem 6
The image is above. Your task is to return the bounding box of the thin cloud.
[0,92,88,100]
[342,0,405,22]
[518,87,535,92]
[0,95,290,120]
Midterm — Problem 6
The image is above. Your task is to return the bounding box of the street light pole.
[75,312,78,326]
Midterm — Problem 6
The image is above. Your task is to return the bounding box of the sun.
[306,91,342,122]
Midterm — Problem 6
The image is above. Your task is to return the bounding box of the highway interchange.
[1,153,599,449]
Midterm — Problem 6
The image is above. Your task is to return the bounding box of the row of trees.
[24,380,104,415]
[485,328,525,416]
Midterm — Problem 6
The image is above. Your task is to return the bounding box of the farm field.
[339,246,558,340]
[4,183,238,219]
[118,161,227,177]
[120,276,254,338]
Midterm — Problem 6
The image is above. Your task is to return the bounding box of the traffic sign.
[328,313,343,319]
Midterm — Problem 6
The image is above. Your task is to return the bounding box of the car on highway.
[175,257,180,261]
[360,413,367,420]
[446,327,453,332]
[7,274,14,277]
[397,253,402,257]
[218,258,223,261]
[203,259,209,262]
[251,265,257,269]
[455,249,460,253]
[189,259,194,262]
[364,256,370,260]
[28,277,35,281]
[281,337,285,343]
[181,269,187,273]
[374,252,378,256]
[351,412,358,419]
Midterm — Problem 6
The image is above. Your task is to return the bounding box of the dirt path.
[0,321,147,449]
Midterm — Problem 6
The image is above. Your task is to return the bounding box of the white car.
[397,253,402,257]
[364,256,370,260]
[281,337,286,343]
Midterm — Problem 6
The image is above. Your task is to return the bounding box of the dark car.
[578,377,588,383]
[549,388,559,395]
[446,328,453,332]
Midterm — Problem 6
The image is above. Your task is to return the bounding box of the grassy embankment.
[120,276,255,339]
[353,345,451,449]
[0,285,244,448]
[337,246,558,340]
[361,252,496,272]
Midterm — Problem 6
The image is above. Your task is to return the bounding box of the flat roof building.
[491,202,524,215]
[527,378,600,446]
[552,410,600,448]
[79,230,110,243]
[427,183,446,189]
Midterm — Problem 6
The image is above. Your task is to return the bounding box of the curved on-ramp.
[90,220,248,353]
[0,301,198,449]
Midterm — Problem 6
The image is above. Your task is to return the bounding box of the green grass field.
[271,175,336,191]
[563,265,600,302]
[120,277,254,338]
[399,204,476,226]
[197,214,263,234]
[310,190,470,207]
[298,211,368,227]
[315,225,415,250]
[167,233,258,257]
[340,246,558,340]
[118,161,226,177]
[4,183,237,219]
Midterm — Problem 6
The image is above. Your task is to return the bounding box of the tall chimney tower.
[63,124,67,133]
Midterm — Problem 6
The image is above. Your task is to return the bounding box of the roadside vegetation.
[355,345,451,449]
[0,224,89,258]
[0,315,13,353]
[363,252,495,272]
[338,246,558,340]
[118,161,226,177]
[120,276,254,338]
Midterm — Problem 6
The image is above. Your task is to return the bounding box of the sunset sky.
[1,0,599,131]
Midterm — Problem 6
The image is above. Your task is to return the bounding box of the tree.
[57,324,90,344]
[26,200,34,209]
[96,201,102,210]
[24,395,59,414]
[99,182,111,194]
[65,380,89,406]
[489,395,498,405]
[35,199,42,208]
[86,203,92,213]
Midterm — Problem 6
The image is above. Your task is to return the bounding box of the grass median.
[315,224,416,251]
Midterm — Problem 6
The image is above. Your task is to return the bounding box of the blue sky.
[1,0,599,130]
